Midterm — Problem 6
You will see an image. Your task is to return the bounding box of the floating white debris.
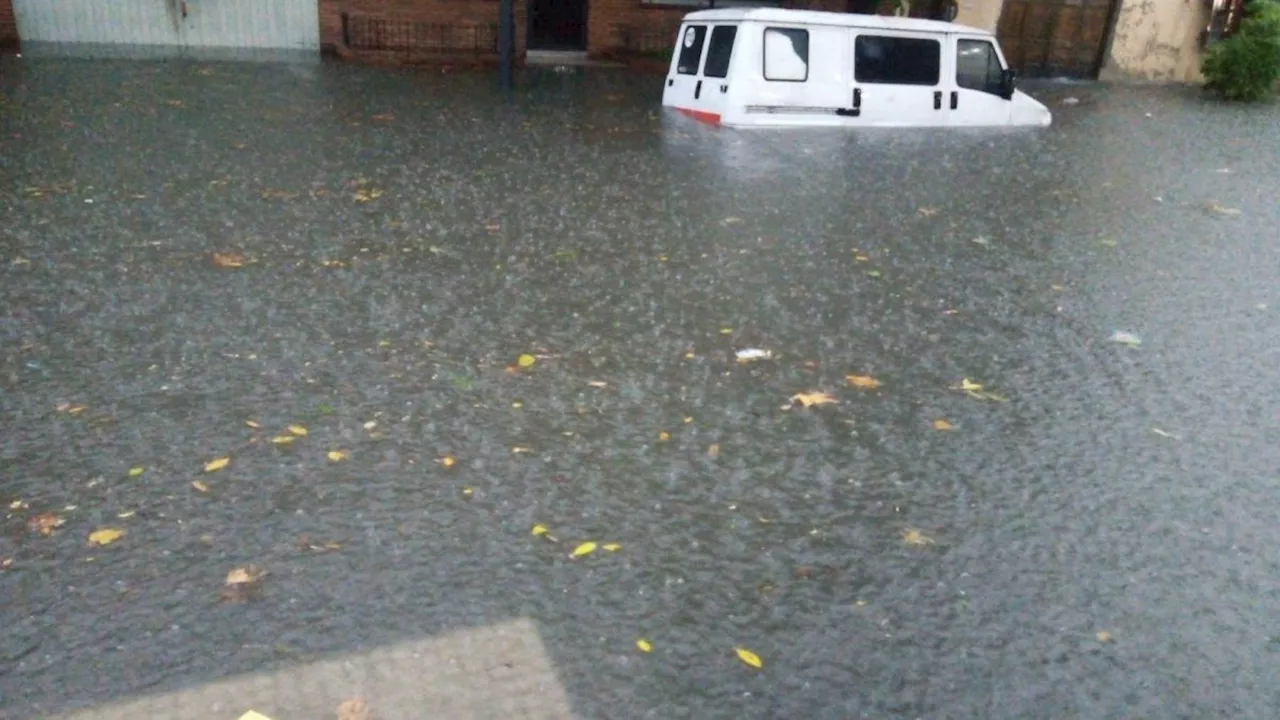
[735,348,774,363]
[1108,331,1142,346]
[1062,97,1080,105]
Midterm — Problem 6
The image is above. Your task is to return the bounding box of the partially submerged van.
[661,8,1051,128]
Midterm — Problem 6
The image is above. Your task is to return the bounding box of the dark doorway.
[847,0,880,13]
[529,0,588,50]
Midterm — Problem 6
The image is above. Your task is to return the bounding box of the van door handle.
[950,91,958,109]
[934,91,942,110]
[695,80,702,99]
[853,88,862,109]
[720,84,728,93]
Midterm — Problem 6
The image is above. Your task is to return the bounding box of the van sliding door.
[850,32,946,127]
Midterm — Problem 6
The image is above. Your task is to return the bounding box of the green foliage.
[1202,0,1280,101]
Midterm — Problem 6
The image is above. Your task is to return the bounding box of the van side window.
[956,39,1005,96]
[854,35,940,86]
[763,28,809,82]
[703,26,738,79]
[677,25,707,75]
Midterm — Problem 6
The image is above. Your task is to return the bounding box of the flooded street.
[2,58,1279,718]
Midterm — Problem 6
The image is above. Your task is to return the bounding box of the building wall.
[587,0,685,57]
[1100,0,1209,82]
[318,0,528,56]
[954,0,1005,32]
[1,0,18,49]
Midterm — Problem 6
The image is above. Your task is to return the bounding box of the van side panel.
[729,23,849,128]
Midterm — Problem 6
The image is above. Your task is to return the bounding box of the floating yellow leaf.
[719,328,733,334]
[192,480,210,493]
[439,456,456,468]
[462,487,474,497]
[735,647,763,669]
[245,419,261,429]
[327,449,349,462]
[204,457,230,473]
[959,378,983,391]
[846,375,882,389]
[88,528,124,546]
[211,251,245,268]
[658,431,670,442]
[902,528,936,546]
[570,541,597,558]
[238,712,274,720]
[933,419,953,431]
[791,391,838,408]
[226,565,265,586]
[363,420,378,430]
[532,524,549,536]
[587,380,608,388]
[603,543,622,552]
[636,639,653,653]
[270,435,296,445]
[517,353,536,368]
[128,467,145,477]
[336,697,371,720]
[1096,630,1114,643]
[708,443,721,458]
[287,424,308,436]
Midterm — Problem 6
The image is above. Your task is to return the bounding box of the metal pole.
[499,0,514,90]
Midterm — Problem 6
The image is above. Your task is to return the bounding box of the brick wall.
[318,0,528,57]
[587,1,686,58]
[0,0,18,51]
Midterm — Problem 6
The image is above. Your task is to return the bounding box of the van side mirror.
[999,69,1017,100]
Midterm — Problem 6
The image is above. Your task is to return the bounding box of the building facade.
[0,0,1230,84]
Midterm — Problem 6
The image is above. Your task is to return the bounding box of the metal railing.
[341,12,499,55]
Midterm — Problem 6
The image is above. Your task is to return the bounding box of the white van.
[661,8,1051,128]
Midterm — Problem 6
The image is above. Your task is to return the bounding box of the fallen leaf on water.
[1151,428,1182,440]
[327,449,350,462]
[917,207,939,217]
[192,480,210,493]
[67,405,88,415]
[603,543,622,552]
[204,457,230,473]
[1,558,13,569]
[270,435,296,445]
[735,647,763,669]
[708,443,721,458]
[735,348,773,363]
[372,112,395,120]
[28,513,65,536]
[336,697,371,720]
[9,499,28,510]
[1108,330,1142,346]
[287,424,308,436]
[353,188,384,203]
[953,378,1008,402]
[363,420,378,430]
[1096,630,1114,643]
[245,419,261,429]
[636,639,653,653]
[933,419,953,431]
[532,524,549,536]
[439,456,456,468]
[658,431,671,442]
[791,391,838,408]
[902,528,936,546]
[461,487,474,497]
[719,328,733,335]
[587,380,608,388]
[517,353,536,368]
[512,446,533,453]
[88,528,124,546]
[237,712,274,720]
[211,252,245,268]
[1205,201,1241,216]
[226,565,266,586]
[570,541,597,558]
[846,374,882,389]
[128,467,145,477]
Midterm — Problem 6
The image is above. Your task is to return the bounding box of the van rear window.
[702,26,737,79]
[677,25,707,75]
[763,27,808,82]
[854,35,941,86]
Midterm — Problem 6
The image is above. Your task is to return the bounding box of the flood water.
[2,58,1279,718]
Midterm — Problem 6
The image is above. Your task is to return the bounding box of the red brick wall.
[0,0,18,51]
[587,1,686,57]
[318,0,528,56]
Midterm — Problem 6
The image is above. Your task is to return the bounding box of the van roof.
[682,8,988,36]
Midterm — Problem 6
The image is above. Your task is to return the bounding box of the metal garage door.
[997,0,1119,78]
[13,0,319,60]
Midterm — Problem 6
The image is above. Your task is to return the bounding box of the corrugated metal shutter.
[13,0,319,59]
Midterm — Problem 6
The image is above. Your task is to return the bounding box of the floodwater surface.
[2,58,1279,719]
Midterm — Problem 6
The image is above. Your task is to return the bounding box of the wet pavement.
[2,57,1279,719]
